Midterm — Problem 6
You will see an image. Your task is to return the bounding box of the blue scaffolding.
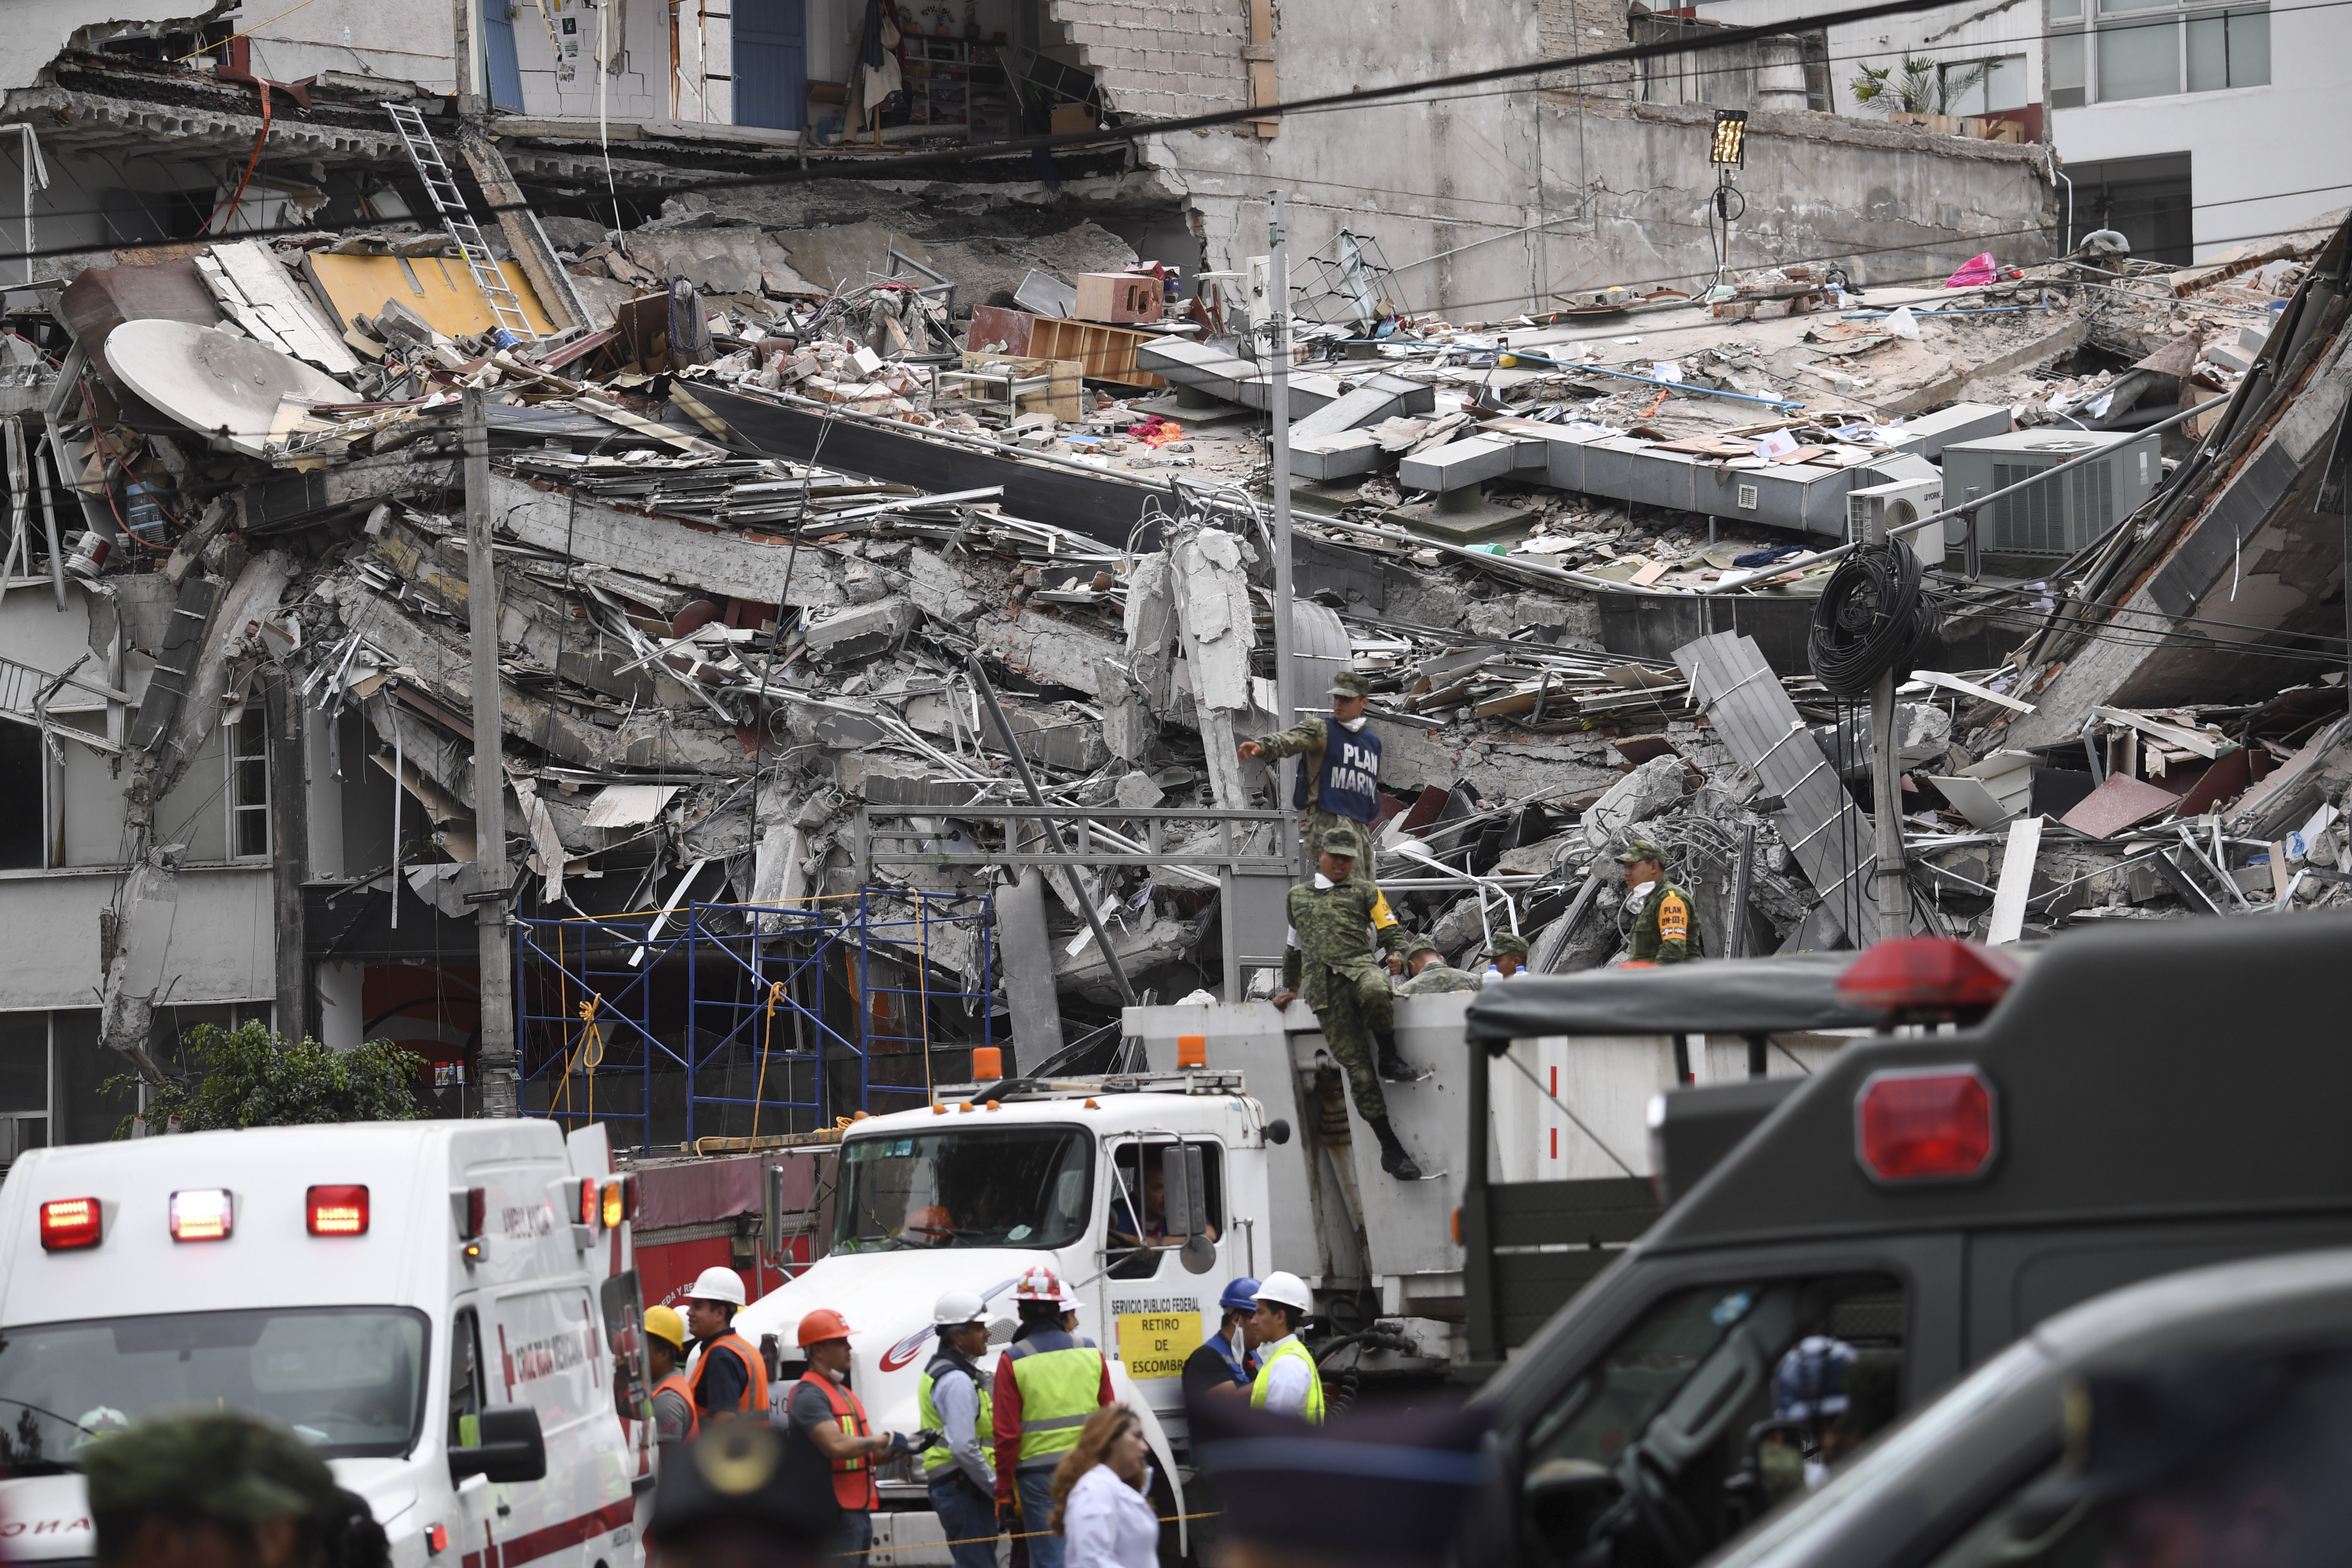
[512,890,994,1150]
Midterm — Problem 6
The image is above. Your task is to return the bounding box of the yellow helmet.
[645,1305,688,1353]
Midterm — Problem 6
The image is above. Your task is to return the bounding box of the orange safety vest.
[798,1369,881,1513]
[686,1332,769,1418]
[652,1369,700,1442]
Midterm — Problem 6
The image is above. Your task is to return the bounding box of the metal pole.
[965,653,1136,1007]
[1862,513,1906,942]
[1727,818,1755,960]
[465,387,518,1115]
[1267,192,1299,865]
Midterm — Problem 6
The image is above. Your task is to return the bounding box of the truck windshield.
[0,1307,429,1470]
[835,1127,1093,1254]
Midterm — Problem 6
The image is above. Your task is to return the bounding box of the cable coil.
[1808,542,1941,698]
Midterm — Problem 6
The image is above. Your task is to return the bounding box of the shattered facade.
[0,0,2343,1157]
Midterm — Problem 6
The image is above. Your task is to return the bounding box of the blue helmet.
[1219,1277,1263,1314]
[1773,1336,1857,1423]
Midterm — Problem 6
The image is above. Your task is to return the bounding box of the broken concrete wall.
[1044,0,1250,121]
[1139,28,2052,318]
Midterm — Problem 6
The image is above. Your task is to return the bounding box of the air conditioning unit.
[1938,429,2161,564]
[1846,477,1943,568]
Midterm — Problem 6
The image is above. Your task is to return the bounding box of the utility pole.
[463,388,517,1115]
[1267,191,1298,867]
[1863,515,1907,942]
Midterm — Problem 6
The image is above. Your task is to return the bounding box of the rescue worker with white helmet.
[991,1265,1113,1568]
[778,1307,923,1567]
[683,1266,769,1424]
[1248,1272,1325,1423]
[917,1290,1000,1568]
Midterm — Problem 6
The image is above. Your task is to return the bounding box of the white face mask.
[824,1363,847,1385]
[1338,714,1368,732]
[1312,872,1335,890]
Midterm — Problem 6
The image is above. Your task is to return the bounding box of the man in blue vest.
[1182,1277,1263,1399]
[1239,670,1384,878]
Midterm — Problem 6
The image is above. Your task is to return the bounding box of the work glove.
[998,1495,1022,1534]
[905,1428,943,1455]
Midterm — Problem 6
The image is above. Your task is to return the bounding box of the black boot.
[1371,1116,1422,1181]
[1375,1027,1428,1084]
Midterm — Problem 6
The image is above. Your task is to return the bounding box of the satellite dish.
[104,320,351,455]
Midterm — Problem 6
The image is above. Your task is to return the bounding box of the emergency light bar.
[307,1185,370,1236]
[1857,1067,1996,1183]
[39,1198,101,1252]
[1838,937,2021,1018]
[169,1188,234,1242]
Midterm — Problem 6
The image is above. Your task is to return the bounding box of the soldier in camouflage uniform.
[84,1409,373,1568]
[1395,939,1481,995]
[1271,825,1424,1180]
[1618,837,1701,964]
[1482,931,1533,981]
[1239,670,1384,877]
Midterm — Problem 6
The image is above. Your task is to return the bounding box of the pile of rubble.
[8,101,2349,1104]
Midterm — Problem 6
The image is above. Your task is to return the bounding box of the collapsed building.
[0,21,2344,1157]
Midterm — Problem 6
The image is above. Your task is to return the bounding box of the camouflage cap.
[1487,932,1531,958]
[1615,838,1665,864]
[1328,671,1373,700]
[84,1411,335,1526]
[1405,934,1443,957]
[1319,824,1365,859]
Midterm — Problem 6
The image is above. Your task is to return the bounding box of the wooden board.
[1028,316,1165,390]
[302,250,562,340]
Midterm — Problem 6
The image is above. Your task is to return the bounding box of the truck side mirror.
[1160,1143,1206,1239]
[450,1403,547,1484]
[1265,1119,1291,1146]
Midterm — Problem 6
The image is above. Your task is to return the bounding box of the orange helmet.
[1013,1265,1076,1306]
[905,1206,954,1244]
[797,1308,855,1347]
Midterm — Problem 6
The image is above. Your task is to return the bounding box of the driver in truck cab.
[684,1266,769,1424]
[1108,1161,1221,1252]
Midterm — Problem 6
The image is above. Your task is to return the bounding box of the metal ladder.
[380,103,536,340]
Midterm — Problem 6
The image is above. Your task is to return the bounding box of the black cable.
[1809,542,1940,698]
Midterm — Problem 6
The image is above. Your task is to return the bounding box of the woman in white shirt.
[1050,1405,1160,1568]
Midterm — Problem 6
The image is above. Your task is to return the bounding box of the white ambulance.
[0,1119,650,1568]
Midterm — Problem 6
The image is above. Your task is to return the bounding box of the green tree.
[1850,57,1985,114]
[105,1023,431,1135]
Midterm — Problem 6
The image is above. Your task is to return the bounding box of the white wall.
[1694,0,2045,120]
[245,0,459,93]
[2050,0,2352,255]
[0,865,275,1010]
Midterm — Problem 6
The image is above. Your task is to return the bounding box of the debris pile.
[7,96,2347,1130]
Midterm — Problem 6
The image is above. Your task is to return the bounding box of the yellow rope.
[577,994,605,1125]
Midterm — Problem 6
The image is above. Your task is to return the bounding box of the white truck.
[728,986,1803,1559]
[0,1119,651,1568]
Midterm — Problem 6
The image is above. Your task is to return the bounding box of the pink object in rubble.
[1946,253,1999,288]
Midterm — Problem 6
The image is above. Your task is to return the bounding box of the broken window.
[229,708,269,860]
[0,722,40,870]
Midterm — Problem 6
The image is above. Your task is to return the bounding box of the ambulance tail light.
[458,1187,486,1241]
[600,1180,624,1230]
[308,1185,370,1236]
[169,1189,234,1242]
[577,1178,599,1228]
[1857,1068,1996,1183]
[1838,938,2021,1018]
[622,1174,638,1221]
[39,1198,102,1252]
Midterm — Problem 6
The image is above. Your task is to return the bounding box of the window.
[1107,1139,1225,1280]
[2066,153,2195,264]
[0,723,41,870]
[1519,1274,1906,1565]
[0,1012,48,1164]
[2059,0,2270,104]
[1940,55,2029,115]
[2187,6,2268,88]
[0,1307,430,1467]
[832,1127,1094,1254]
[228,709,269,859]
[449,1307,488,1449]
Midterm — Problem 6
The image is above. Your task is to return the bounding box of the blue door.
[734,0,807,129]
[482,0,525,110]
